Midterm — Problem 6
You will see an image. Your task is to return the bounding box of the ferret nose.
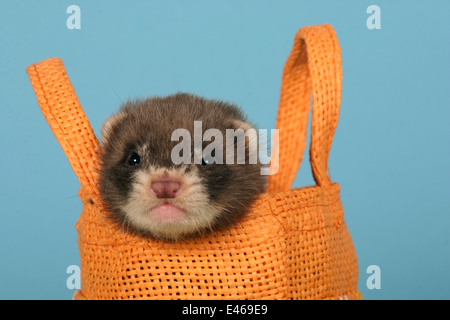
[151,179,182,199]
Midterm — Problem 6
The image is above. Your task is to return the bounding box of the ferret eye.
[201,157,213,166]
[128,152,141,166]
[201,150,215,166]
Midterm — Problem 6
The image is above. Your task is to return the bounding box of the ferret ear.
[231,119,259,148]
[101,112,126,145]
[230,119,260,165]
[231,119,254,132]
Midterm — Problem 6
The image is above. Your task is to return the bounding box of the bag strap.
[27,24,341,198]
[27,57,101,201]
[266,24,342,193]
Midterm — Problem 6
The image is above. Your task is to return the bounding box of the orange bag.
[27,24,361,300]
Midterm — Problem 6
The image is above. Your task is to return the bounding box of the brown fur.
[98,92,265,241]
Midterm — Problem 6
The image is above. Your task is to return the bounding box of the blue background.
[1,0,449,300]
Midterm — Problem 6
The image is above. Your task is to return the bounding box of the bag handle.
[27,57,101,201]
[266,24,342,193]
[27,24,341,198]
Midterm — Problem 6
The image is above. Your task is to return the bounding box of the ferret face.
[98,93,265,241]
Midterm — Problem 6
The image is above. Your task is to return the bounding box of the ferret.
[98,93,265,241]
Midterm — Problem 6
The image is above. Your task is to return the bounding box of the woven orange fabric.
[27,24,360,300]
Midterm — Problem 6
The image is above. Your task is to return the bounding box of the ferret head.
[98,93,265,241]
